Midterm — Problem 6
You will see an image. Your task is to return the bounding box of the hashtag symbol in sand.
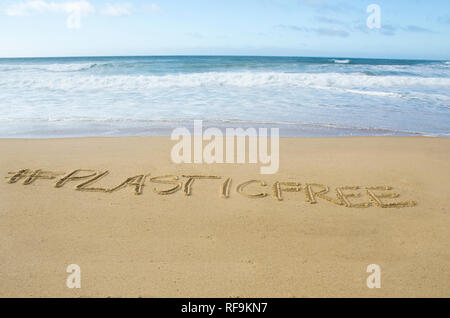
[5,169,63,185]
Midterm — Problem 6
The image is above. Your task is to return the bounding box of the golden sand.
[0,136,449,297]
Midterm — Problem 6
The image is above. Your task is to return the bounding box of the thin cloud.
[276,24,349,38]
[278,20,434,38]
[314,27,349,37]
[6,0,95,17]
[403,25,435,33]
[276,24,306,32]
[5,0,95,28]
[5,1,159,28]
[352,22,434,37]
[379,24,435,36]
[380,24,397,36]
[437,16,450,24]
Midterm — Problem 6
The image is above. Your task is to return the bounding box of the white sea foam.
[333,59,351,64]
[1,56,449,138]
[2,72,450,91]
[0,63,99,72]
[340,89,402,98]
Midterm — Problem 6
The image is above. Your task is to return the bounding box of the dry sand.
[0,136,449,297]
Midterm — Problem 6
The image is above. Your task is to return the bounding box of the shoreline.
[0,135,447,144]
[0,122,442,139]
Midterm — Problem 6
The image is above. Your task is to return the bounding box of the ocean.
[0,55,449,138]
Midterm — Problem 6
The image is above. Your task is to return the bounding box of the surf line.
[5,169,417,208]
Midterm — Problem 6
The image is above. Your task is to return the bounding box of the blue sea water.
[0,55,449,137]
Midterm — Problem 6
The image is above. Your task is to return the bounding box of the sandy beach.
[1,136,449,297]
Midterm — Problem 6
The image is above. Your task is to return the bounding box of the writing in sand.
[5,169,417,208]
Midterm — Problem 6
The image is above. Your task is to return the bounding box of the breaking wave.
[333,59,351,64]
[2,72,450,91]
[0,63,110,72]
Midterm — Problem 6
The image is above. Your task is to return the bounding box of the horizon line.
[0,54,445,61]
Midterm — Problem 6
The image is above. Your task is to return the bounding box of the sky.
[1,0,449,59]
